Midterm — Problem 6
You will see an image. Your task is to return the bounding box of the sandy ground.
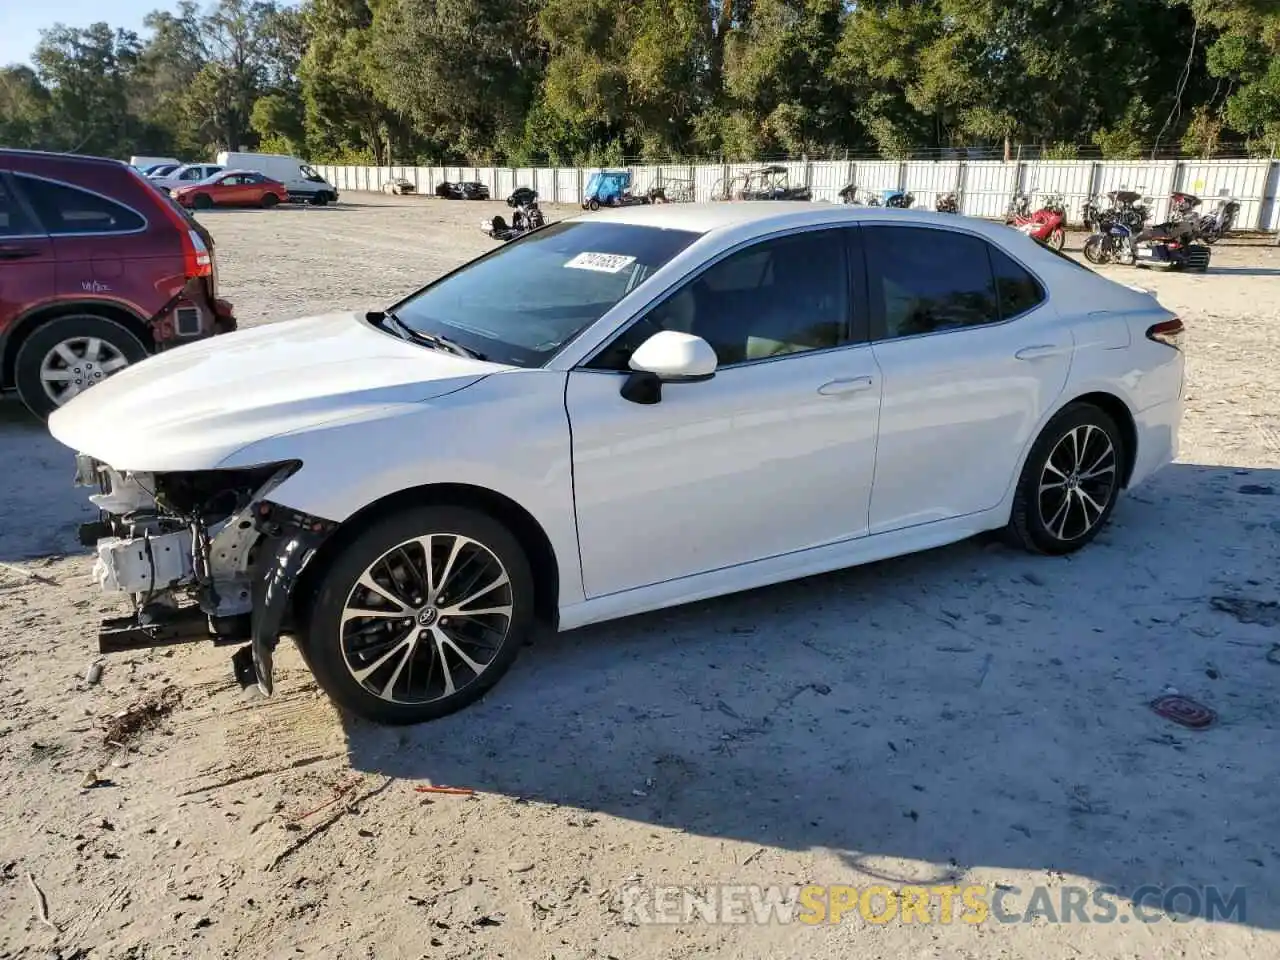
[1,194,1278,959]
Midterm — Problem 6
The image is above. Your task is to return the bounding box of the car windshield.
[389,220,701,367]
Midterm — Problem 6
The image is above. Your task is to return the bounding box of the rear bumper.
[1130,396,1182,489]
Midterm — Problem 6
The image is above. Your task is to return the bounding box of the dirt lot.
[1,194,1278,960]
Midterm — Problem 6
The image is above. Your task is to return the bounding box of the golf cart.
[735,165,812,202]
[581,170,651,211]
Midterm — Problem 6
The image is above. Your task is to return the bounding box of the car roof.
[0,148,131,168]
[572,201,1021,242]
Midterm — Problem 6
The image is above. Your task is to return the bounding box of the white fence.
[313,159,1280,231]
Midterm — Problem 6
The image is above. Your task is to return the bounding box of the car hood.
[47,311,507,472]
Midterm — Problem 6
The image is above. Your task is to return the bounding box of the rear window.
[15,175,146,235]
[0,181,36,236]
[392,220,700,367]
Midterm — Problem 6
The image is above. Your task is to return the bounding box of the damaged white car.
[50,204,1184,725]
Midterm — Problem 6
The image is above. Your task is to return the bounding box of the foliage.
[2,0,1278,162]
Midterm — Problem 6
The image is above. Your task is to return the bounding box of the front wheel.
[587,198,600,211]
[310,192,330,207]
[301,506,536,725]
[193,193,213,210]
[1005,403,1125,556]
[1082,234,1108,264]
[13,314,149,420]
[1049,227,1066,251]
[261,192,280,209]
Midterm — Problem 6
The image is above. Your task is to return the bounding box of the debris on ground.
[26,870,59,932]
[101,685,183,745]
[413,785,475,796]
[1150,694,1217,729]
[1210,596,1280,627]
[0,561,58,586]
[84,660,104,686]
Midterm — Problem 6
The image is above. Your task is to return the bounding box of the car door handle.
[818,376,874,396]
[1014,344,1067,361]
[0,247,38,260]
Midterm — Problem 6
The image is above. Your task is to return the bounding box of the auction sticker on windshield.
[565,252,637,273]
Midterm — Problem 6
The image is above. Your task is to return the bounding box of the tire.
[261,192,280,209]
[1005,403,1126,556]
[193,193,213,210]
[1049,227,1066,251]
[310,192,330,207]
[300,505,535,725]
[13,314,149,421]
[1082,234,1107,264]
[587,198,600,211]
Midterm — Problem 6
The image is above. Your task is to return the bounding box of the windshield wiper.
[373,311,486,360]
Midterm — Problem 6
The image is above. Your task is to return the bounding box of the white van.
[214,152,339,205]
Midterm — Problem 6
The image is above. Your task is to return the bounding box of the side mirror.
[621,331,717,405]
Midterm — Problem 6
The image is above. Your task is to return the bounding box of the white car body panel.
[566,343,882,598]
[49,203,1184,639]
[47,312,506,472]
[867,301,1074,533]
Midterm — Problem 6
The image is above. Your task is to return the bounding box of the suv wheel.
[300,505,535,725]
[14,314,148,420]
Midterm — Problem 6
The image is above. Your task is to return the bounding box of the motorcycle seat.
[1109,190,1142,204]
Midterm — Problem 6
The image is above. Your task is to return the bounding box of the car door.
[11,173,148,301]
[861,224,1073,534]
[0,174,55,324]
[564,226,883,599]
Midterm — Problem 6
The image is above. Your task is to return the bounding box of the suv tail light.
[127,166,212,279]
[1146,317,1184,350]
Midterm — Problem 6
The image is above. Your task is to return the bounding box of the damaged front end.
[74,456,335,695]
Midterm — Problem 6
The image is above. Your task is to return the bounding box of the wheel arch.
[293,482,561,630]
[1065,391,1139,487]
[2,299,153,389]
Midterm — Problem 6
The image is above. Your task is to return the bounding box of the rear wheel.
[1005,403,1125,556]
[192,193,213,210]
[300,506,535,725]
[13,314,148,420]
[261,192,280,209]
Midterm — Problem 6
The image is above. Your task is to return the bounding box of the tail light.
[1147,317,1185,350]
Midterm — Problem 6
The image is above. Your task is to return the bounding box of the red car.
[172,170,289,210]
[0,149,236,419]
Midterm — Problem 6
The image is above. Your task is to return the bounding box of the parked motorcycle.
[1084,215,1210,272]
[935,192,959,214]
[1005,193,1066,251]
[1198,198,1240,245]
[481,187,546,242]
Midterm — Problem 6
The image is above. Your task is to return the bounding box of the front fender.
[221,371,585,608]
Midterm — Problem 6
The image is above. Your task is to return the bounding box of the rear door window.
[0,180,38,236]
[14,175,146,235]
[862,226,1000,339]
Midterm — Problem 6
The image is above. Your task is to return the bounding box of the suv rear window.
[0,181,36,236]
[15,175,146,235]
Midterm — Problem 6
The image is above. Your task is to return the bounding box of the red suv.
[0,149,236,419]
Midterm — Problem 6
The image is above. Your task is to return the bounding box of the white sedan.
[49,203,1185,725]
